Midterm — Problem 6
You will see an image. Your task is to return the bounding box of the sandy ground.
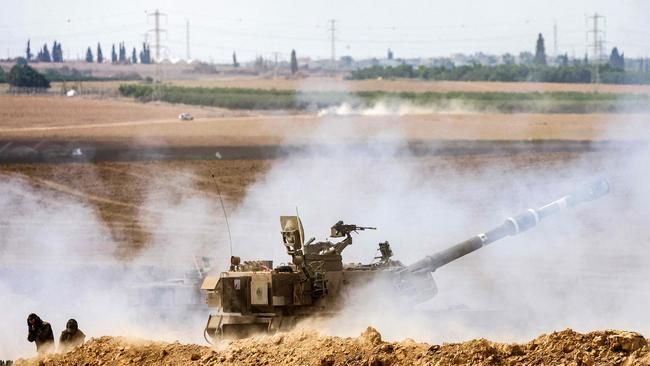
[14,328,650,366]
[0,95,249,129]
[1,96,648,146]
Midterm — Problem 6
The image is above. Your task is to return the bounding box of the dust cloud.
[0,173,225,359]
[1,91,648,360]
[318,100,476,116]
[226,91,650,344]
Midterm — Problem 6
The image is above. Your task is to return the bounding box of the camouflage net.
[14,327,650,366]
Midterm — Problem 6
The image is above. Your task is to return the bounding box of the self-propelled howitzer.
[201,179,609,341]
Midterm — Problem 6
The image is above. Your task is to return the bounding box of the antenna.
[295,206,305,244]
[210,172,233,257]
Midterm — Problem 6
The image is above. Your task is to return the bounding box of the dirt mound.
[15,328,650,366]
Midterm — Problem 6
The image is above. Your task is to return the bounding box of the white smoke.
[0,170,227,359]
[226,92,650,344]
[317,100,477,117]
[2,86,649,360]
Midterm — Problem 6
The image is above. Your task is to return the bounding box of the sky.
[1,0,649,63]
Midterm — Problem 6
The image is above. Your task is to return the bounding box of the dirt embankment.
[15,327,650,366]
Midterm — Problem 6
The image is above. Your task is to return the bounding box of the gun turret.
[396,179,609,303]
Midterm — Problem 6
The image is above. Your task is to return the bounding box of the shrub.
[6,62,50,88]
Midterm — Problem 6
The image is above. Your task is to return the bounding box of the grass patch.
[118,84,650,113]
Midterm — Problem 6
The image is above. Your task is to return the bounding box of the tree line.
[349,33,650,84]
[26,40,64,63]
[348,63,650,84]
[85,42,152,64]
[22,39,152,65]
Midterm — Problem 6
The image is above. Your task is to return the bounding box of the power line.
[147,9,167,63]
[586,12,606,84]
[553,21,558,57]
[328,19,337,69]
[186,19,190,60]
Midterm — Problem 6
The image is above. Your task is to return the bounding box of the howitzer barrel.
[407,179,609,275]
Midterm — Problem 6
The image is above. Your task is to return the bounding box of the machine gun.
[396,178,610,303]
[327,221,377,254]
[330,221,377,237]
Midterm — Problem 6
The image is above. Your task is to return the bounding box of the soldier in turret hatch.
[59,319,85,352]
[27,313,54,354]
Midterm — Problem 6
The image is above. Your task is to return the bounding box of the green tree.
[518,51,533,65]
[555,53,569,67]
[37,44,51,62]
[111,44,117,63]
[52,41,63,62]
[233,51,239,67]
[290,49,298,74]
[118,42,126,63]
[533,33,547,65]
[0,66,5,83]
[97,43,104,63]
[85,47,94,63]
[25,40,33,61]
[131,47,138,64]
[6,61,50,88]
[139,43,151,64]
[609,47,625,69]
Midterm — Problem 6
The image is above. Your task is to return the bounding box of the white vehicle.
[178,112,194,121]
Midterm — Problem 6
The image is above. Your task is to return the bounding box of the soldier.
[58,319,85,352]
[27,313,54,354]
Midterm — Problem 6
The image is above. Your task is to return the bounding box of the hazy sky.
[1,0,649,63]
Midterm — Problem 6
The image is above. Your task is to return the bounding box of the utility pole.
[587,13,606,84]
[328,19,337,70]
[147,9,167,63]
[147,9,167,98]
[271,51,281,77]
[186,19,190,60]
[553,21,558,58]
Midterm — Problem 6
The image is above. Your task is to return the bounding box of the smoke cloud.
[1,90,649,360]
[226,96,650,344]
[0,171,225,359]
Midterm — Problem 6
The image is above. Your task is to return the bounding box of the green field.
[119,83,650,113]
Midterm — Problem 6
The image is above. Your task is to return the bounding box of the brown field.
[0,93,643,254]
[0,159,270,255]
[0,152,590,256]
[0,95,250,129]
[1,95,648,145]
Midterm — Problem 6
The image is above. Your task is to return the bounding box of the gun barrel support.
[407,179,609,275]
